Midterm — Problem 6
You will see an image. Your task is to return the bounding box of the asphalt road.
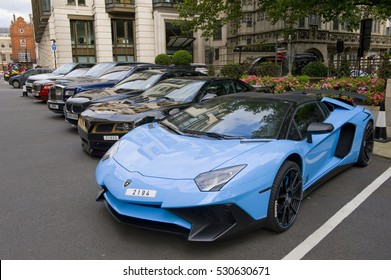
[1,82,391,260]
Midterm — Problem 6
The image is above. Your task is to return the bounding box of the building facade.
[0,28,12,71]
[216,2,391,67]
[31,0,206,68]
[10,16,37,66]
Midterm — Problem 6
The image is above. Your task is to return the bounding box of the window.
[298,18,306,28]
[68,0,85,5]
[214,48,219,61]
[1,53,5,61]
[332,20,339,31]
[1,42,4,48]
[288,103,326,141]
[213,21,222,40]
[111,18,135,62]
[20,39,26,47]
[70,20,96,63]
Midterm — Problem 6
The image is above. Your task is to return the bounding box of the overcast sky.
[0,0,32,28]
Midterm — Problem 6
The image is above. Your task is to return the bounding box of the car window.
[288,102,326,140]
[234,81,249,92]
[204,83,227,96]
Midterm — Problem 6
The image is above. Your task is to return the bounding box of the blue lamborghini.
[95,91,374,241]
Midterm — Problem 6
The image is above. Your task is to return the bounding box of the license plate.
[49,104,59,109]
[67,113,78,120]
[125,188,157,198]
[26,82,32,87]
[103,135,119,141]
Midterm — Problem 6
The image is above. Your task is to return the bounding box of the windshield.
[162,96,292,139]
[63,68,89,78]
[99,70,131,81]
[141,79,205,103]
[52,64,76,75]
[83,63,115,78]
[115,72,162,90]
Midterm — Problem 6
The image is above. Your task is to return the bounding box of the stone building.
[0,27,12,71]
[31,0,207,68]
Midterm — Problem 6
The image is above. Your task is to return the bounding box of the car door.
[287,101,339,189]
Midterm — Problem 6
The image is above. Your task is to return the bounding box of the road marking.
[283,166,391,260]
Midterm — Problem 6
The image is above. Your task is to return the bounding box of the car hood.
[66,79,112,88]
[72,88,117,100]
[113,124,266,179]
[28,73,60,81]
[82,97,180,121]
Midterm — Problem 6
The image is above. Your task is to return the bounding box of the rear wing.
[285,89,367,106]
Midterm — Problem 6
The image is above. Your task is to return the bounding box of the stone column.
[135,0,156,63]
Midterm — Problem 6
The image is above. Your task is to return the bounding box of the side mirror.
[307,122,334,143]
[201,93,217,102]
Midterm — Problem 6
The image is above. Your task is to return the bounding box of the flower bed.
[241,75,386,106]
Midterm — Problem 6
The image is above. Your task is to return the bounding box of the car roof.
[165,76,240,82]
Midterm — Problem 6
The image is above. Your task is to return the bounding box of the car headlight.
[101,140,122,161]
[195,165,246,192]
[64,89,74,97]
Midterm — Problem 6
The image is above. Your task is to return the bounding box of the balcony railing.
[105,0,135,13]
[152,0,183,8]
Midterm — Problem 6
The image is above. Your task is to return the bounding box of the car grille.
[32,84,42,92]
[94,123,115,133]
[49,86,63,101]
[189,205,236,224]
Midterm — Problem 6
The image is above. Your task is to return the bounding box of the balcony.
[32,0,51,43]
[105,0,135,13]
[152,0,183,8]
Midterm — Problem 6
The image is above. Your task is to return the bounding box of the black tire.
[266,160,303,232]
[356,121,374,167]
[12,80,20,88]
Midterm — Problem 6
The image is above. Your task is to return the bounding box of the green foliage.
[241,75,386,106]
[171,50,192,65]
[176,0,391,37]
[220,63,245,79]
[377,55,391,79]
[254,62,282,77]
[207,64,215,76]
[154,54,172,66]
[301,61,328,77]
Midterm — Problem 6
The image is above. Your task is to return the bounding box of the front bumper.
[98,187,263,241]
[47,100,65,114]
[78,127,126,156]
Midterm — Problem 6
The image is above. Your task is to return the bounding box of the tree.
[176,0,391,37]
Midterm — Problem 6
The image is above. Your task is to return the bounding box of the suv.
[8,68,53,88]
[25,63,94,94]
[48,63,166,114]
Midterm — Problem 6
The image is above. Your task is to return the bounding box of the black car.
[78,77,254,156]
[64,68,206,125]
[8,68,53,88]
[47,64,166,115]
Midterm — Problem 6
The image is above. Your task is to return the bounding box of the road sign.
[51,43,57,51]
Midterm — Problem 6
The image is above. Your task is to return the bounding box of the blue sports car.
[95,91,374,241]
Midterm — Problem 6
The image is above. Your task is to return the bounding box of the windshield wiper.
[182,129,243,140]
[159,122,183,135]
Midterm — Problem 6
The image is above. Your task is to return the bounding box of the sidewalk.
[374,141,391,160]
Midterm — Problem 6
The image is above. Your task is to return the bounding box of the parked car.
[31,68,91,101]
[47,64,166,114]
[78,76,254,156]
[190,63,208,74]
[95,90,374,241]
[25,63,94,94]
[64,68,206,125]
[8,68,53,88]
[247,53,318,75]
